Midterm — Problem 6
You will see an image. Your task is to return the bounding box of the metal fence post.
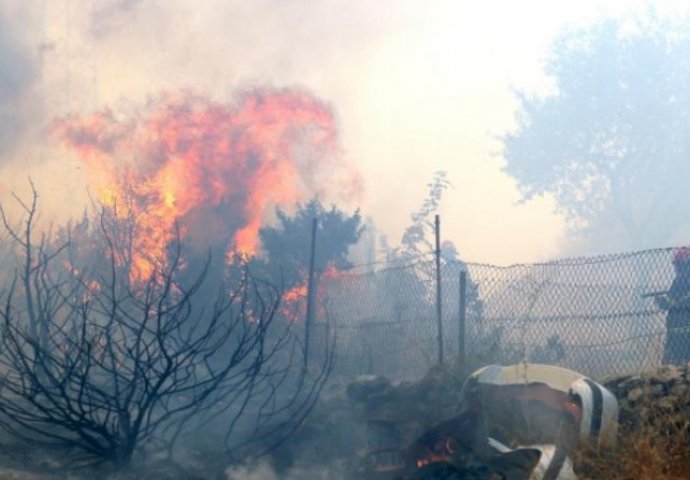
[458,270,467,368]
[435,214,444,365]
[305,217,318,367]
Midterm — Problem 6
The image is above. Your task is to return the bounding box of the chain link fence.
[313,248,685,381]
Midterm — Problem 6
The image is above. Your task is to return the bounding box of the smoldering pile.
[264,364,620,479]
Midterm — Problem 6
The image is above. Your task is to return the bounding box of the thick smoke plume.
[55,88,362,280]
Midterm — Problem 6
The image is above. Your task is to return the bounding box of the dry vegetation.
[575,387,690,479]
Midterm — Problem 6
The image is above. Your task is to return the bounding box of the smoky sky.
[0,12,34,165]
[88,0,144,38]
[5,1,690,264]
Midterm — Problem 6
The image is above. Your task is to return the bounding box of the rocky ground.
[576,364,690,479]
[268,363,690,478]
[1,364,689,479]
[604,363,690,423]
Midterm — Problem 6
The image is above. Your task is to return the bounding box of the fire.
[55,89,361,282]
[416,454,450,469]
[416,438,454,468]
[281,282,309,321]
[280,264,346,322]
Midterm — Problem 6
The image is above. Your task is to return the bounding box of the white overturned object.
[488,438,577,480]
[569,377,618,449]
[466,364,619,450]
[470,364,584,391]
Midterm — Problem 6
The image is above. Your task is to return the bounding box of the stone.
[644,384,664,396]
[346,374,391,403]
[618,375,645,391]
[670,383,688,397]
[657,396,678,410]
[653,365,682,383]
[627,388,645,403]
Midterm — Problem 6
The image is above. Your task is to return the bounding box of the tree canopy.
[258,199,363,286]
[503,15,690,251]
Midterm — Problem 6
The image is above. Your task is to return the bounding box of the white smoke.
[225,461,349,480]
[0,8,35,165]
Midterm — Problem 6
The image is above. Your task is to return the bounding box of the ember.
[414,437,453,468]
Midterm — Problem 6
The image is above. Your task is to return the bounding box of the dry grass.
[574,395,690,479]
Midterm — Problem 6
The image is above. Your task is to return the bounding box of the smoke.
[0,10,35,166]
[225,461,348,480]
[226,463,279,480]
[88,0,144,38]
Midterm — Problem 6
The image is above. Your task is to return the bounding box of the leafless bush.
[0,186,332,470]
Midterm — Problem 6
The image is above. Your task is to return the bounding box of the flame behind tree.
[255,199,363,322]
[258,199,363,286]
[55,89,362,282]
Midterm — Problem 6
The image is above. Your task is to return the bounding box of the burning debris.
[355,364,618,480]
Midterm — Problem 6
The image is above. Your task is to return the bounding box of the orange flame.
[280,282,309,321]
[279,264,346,322]
[55,89,362,282]
[416,439,455,468]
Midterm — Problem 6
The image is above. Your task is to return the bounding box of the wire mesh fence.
[312,247,687,381]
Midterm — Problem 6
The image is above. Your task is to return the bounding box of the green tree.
[503,15,690,252]
[257,199,363,287]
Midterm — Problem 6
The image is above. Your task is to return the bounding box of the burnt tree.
[0,186,333,469]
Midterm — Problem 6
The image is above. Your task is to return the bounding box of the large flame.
[55,89,361,281]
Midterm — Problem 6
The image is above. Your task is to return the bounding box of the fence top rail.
[455,246,681,270]
[329,246,684,278]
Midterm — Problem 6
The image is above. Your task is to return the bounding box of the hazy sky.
[1,0,688,265]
